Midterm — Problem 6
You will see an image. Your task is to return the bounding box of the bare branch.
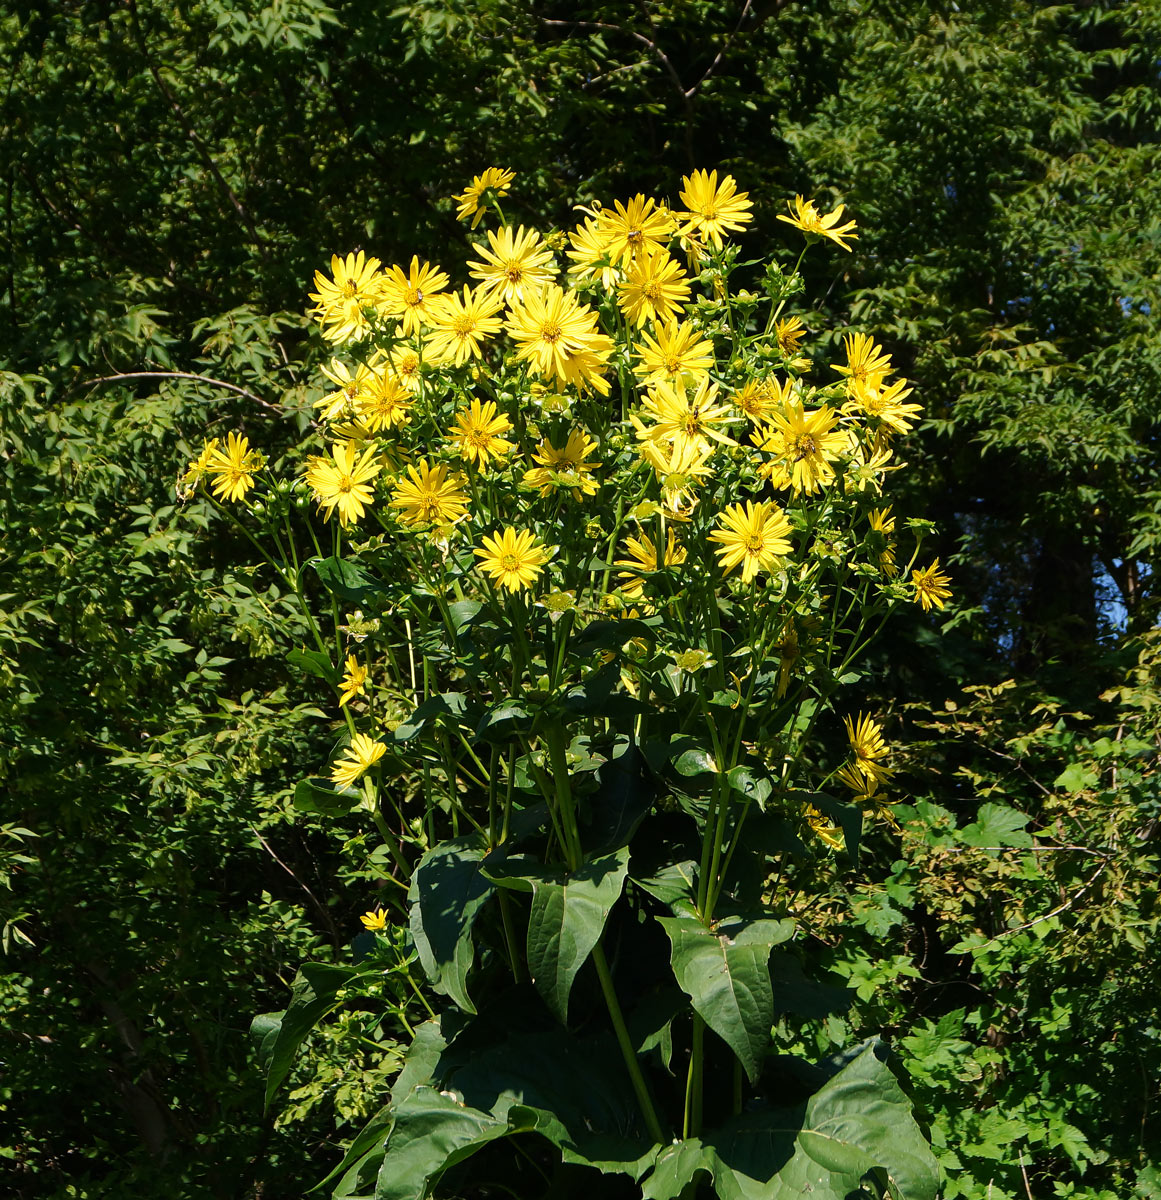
[84,370,282,413]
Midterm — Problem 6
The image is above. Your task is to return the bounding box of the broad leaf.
[311,555,384,605]
[392,692,468,742]
[286,646,335,682]
[959,802,1033,849]
[293,775,362,817]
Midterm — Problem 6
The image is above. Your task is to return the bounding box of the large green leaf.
[488,846,630,1023]
[639,1040,938,1200]
[310,555,384,605]
[658,912,794,1083]
[408,835,495,1013]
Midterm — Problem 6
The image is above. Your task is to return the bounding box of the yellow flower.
[206,432,265,503]
[677,170,753,250]
[358,370,412,431]
[614,530,686,598]
[360,907,389,931]
[845,373,923,435]
[506,284,612,394]
[912,560,952,612]
[388,343,424,392]
[777,195,858,252]
[304,439,383,527]
[753,400,845,495]
[844,713,893,786]
[331,732,386,790]
[450,399,515,467]
[635,376,737,459]
[426,285,505,366]
[453,166,515,228]
[316,358,377,421]
[566,215,620,290]
[709,500,793,583]
[832,332,892,392]
[617,248,691,328]
[468,225,555,304]
[376,256,449,336]
[474,527,551,592]
[733,376,790,426]
[804,804,844,852]
[634,319,714,386]
[595,194,675,267]
[338,655,369,706]
[867,507,897,576]
[522,429,600,500]
[179,437,220,496]
[638,438,714,515]
[390,459,470,528]
[308,251,383,344]
[775,315,807,356]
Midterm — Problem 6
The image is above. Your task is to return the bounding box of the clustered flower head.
[180,168,950,851]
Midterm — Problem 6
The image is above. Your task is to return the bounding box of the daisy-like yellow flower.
[844,713,893,786]
[614,530,686,598]
[376,256,449,336]
[304,439,383,527]
[777,195,859,252]
[733,376,791,426]
[506,284,613,394]
[179,437,220,496]
[677,170,753,250]
[450,399,515,467]
[387,343,424,392]
[453,166,515,228]
[836,760,880,798]
[617,248,691,328]
[709,500,793,583]
[867,507,897,576]
[317,358,378,421]
[845,373,923,435]
[358,370,412,432]
[775,315,807,356]
[360,907,389,932]
[844,431,897,493]
[832,332,893,393]
[338,655,369,706]
[308,251,383,344]
[468,225,555,304]
[638,438,714,515]
[804,804,844,852]
[753,400,846,495]
[912,560,952,612]
[206,433,265,503]
[390,459,470,529]
[566,215,620,290]
[634,318,714,386]
[522,429,600,500]
[331,732,387,791]
[426,285,504,367]
[596,194,675,267]
[635,376,738,459]
[475,527,551,592]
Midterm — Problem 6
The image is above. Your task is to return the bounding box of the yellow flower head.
[636,376,738,460]
[468,225,556,304]
[775,315,807,356]
[387,343,424,392]
[733,376,791,426]
[390,459,470,528]
[566,215,621,290]
[617,248,691,328]
[843,713,892,786]
[453,166,516,228]
[308,251,383,344]
[677,170,753,250]
[304,439,383,527]
[179,437,220,496]
[523,429,600,500]
[427,285,505,367]
[845,373,923,435]
[330,732,387,791]
[360,907,389,932]
[709,500,793,583]
[358,370,412,432]
[206,432,265,503]
[638,437,714,515]
[450,399,515,467]
[614,530,686,599]
[376,256,450,336]
[317,358,377,421]
[753,399,845,495]
[804,804,844,852]
[832,332,892,392]
[867,507,898,576]
[474,527,551,592]
[634,318,714,386]
[912,560,952,612]
[595,194,675,267]
[777,195,858,252]
[338,655,369,706]
[506,284,612,393]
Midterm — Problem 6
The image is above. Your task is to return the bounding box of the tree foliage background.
[2,1,1158,1196]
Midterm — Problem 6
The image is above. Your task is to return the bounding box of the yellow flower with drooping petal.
[450,399,515,467]
[358,370,412,431]
[179,437,220,496]
[426,285,504,366]
[614,530,686,598]
[522,430,600,500]
[316,358,378,421]
[677,170,753,250]
[360,907,389,931]
[638,438,714,516]
[752,400,846,495]
[206,433,265,503]
[709,500,793,583]
[805,804,845,851]
[474,527,551,592]
[635,376,738,459]
[596,194,675,267]
[617,248,691,328]
[867,507,897,576]
[775,315,807,356]
[308,251,383,344]
[331,733,386,790]
[844,713,893,787]
[506,284,612,394]
[304,439,383,527]
[845,373,923,435]
[389,459,470,529]
[453,167,515,228]
[832,332,893,393]
[338,655,369,706]
[566,215,621,290]
[376,256,450,336]
[733,376,791,426]
[777,195,858,251]
[468,225,555,304]
[634,319,714,386]
[912,560,952,612]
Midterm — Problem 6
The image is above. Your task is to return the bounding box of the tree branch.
[84,370,282,413]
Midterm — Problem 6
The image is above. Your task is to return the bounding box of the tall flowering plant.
[185,172,945,1198]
